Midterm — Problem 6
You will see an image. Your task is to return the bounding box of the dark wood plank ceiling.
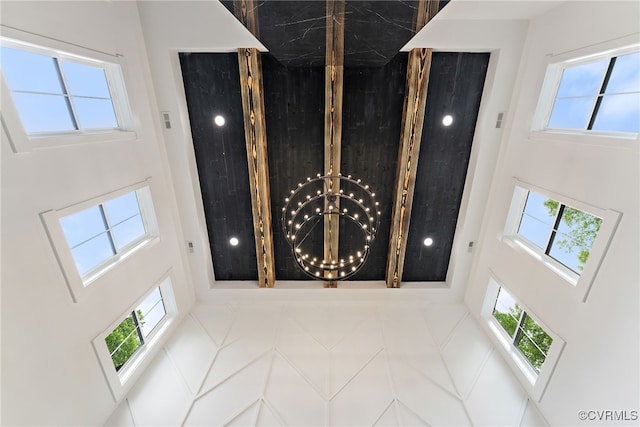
[179,0,489,285]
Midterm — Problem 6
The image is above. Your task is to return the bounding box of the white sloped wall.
[464,1,640,426]
[0,1,194,425]
[106,291,548,426]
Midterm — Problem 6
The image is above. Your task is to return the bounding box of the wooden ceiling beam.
[235,1,275,288]
[385,48,432,288]
[323,0,345,287]
[385,0,439,288]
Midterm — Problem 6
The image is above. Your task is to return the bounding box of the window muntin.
[546,51,640,133]
[105,286,167,372]
[492,287,553,373]
[1,44,120,135]
[517,190,602,274]
[59,191,147,277]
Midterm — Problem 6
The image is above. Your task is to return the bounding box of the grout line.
[463,346,494,401]
[329,347,385,401]
[371,399,396,427]
[124,398,136,427]
[439,310,470,351]
[261,396,287,426]
[396,399,432,426]
[273,348,329,401]
[194,349,272,400]
[222,398,261,427]
[517,398,531,427]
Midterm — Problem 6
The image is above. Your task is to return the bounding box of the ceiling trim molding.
[323,0,345,287]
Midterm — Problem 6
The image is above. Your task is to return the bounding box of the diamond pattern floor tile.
[225,400,260,426]
[374,402,399,427]
[390,359,471,426]
[329,351,394,426]
[264,352,325,426]
[184,353,271,426]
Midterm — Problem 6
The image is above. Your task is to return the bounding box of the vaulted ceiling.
[179,0,489,287]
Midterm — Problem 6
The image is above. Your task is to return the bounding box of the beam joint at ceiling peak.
[323,0,345,284]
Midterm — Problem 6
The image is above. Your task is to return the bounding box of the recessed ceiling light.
[423,237,434,246]
[214,115,225,126]
[442,115,453,126]
[229,237,239,246]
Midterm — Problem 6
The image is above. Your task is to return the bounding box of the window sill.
[502,236,579,286]
[83,235,160,287]
[10,129,138,153]
[529,129,639,152]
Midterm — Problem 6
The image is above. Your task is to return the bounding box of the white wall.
[106,291,548,426]
[465,1,640,426]
[136,0,265,297]
[1,2,194,425]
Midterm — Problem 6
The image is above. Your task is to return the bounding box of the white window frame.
[41,179,160,303]
[481,276,565,402]
[0,27,136,152]
[502,179,621,302]
[92,272,177,402]
[530,36,640,151]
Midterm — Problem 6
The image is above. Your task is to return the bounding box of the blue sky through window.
[547,52,639,132]
[1,44,119,133]
[517,190,602,274]
[59,191,146,277]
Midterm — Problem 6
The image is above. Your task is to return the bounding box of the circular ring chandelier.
[281,173,381,280]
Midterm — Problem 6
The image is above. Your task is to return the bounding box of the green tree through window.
[544,199,602,271]
[493,290,553,372]
[105,311,145,371]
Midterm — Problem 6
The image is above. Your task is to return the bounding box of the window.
[481,278,565,401]
[0,32,134,152]
[492,287,552,373]
[93,274,176,401]
[1,45,119,134]
[41,181,159,302]
[517,190,602,274]
[59,190,148,277]
[503,181,621,301]
[106,287,166,372]
[535,47,639,135]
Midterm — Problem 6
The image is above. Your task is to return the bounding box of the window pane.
[556,60,608,98]
[138,302,166,338]
[60,60,111,98]
[550,206,602,273]
[137,287,162,317]
[111,215,145,250]
[104,192,141,225]
[1,46,64,94]
[548,232,585,273]
[517,192,556,249]
[71,232,114,276]
[11,92,75,133]
[492,287,522,337]
[556,206,602,247]
[592,92,640,133]
[60,205,108,248]
[105,315,141,371]
[516,315,553,372]
[548,96,594,129]
[73,97,118,129]
[605,52,640,95]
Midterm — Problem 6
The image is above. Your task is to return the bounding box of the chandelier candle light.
[281,173,381,280]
